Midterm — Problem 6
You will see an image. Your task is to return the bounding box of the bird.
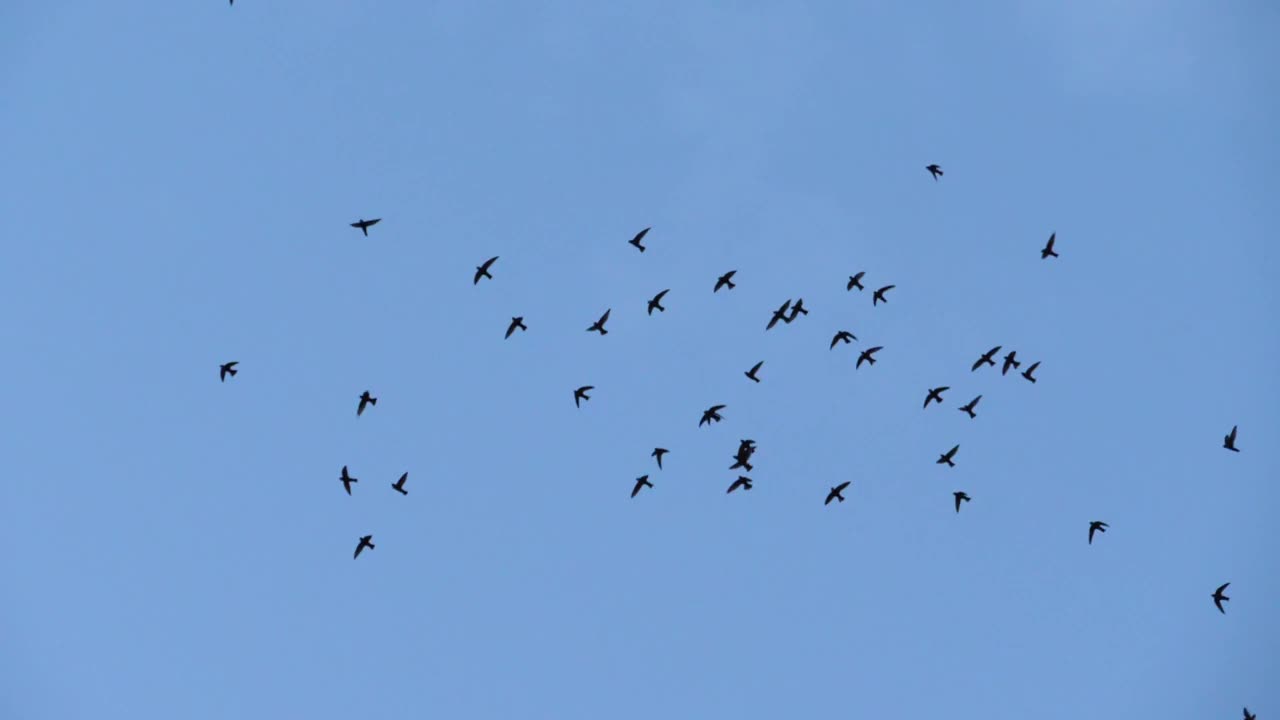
[856,346,883,369]
[587,309,611,335]
[1088,521,1108,545]
[219,361,238,382]
[744,361,764,383]
[937,445,960,467]
[825,481,851,506]
[1244,708,1256,720]
[573,385,593,408]
[958,395,982,419]
[647,289,670,315]
[714,270,737,292]
[651,447,668,469]
[350,218,381,236]
[339,466,358,495]
[505,317,527,339]
[727,476,753,494]
[353,535,375,559]
[1040,233,1059,259]
[766,300,793,330]
[729,454,753,472]
[1224,425,1240,452]
[737,438,758,456]
[473,256,499,284]
[787,298,809,322]
[628,227,650,253]
[699,404,726,427]
[954,491,971,513]
[972,346,1002,371]
[847,272,865,291]
[1212,582,1231,614]
[1021,361,1040,383]
[872,285,895,306]
[631,475,653,498]
[926,164,943,181]
[1001,350,1021,375]
[391,472,409,496]
[923,386,950,409]
[830,330,856,349]
[357,390,377,416]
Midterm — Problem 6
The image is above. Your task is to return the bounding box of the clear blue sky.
[2,2,1276,718]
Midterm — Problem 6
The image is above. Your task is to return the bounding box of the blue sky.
[2,2,1277,718]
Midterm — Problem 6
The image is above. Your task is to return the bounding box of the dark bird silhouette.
[959,395,982,419]
[737,438,757,456]
[1041,233,1059,259]
[926,164,943,181]
[872,285,895,306]
[923,386,950,409]
[219,361,238,382]
[573,385,593,408]
[1244,708,1256,720]
[831,330,856,349]
[857,346,883,369]
[787,298,809,322]
[628,227,651,253]
[699,404,726,427]
[727,476,753,494]
[1224,425,1240,452]
[972,346,1002,371]
[651,447,668,469]
[391,472,409,496]
[1212,582,1231,614]
[1088,521,1108,545]
[767,300,793,330]
[473,256,499,284]
[730,440,756,472]
[954,491,971,513]
[339,465,358,495]
[350,218,381,236]
[847,272,865,291]
[1001,350,1021,376]
[937,445,960,467]
[357,390,377,416]
[647,289,670,315]
[353,535,374,559]
[505,316,527,339]
[631,475,653,498]
[825,481,851,505]
[714,270,737,292]
[587,309,612,335]
[1021,361,1040,383]
[744,361,763,383]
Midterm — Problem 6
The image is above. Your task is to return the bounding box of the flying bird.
[744,361,763,383]
[937,445,960,467]
[573,385,593,408]
[699,404,726,427]
[787,298,809,322]
[727,476,753,494]
[856,346,883,369]
[730,440,756,471]
[825,481,851,506]
[357,390,377,416]
[353,535,374,559]
[651,447,668,469]
[587,309,612,335]
[339,466,358,495]
[628,227,651,253]
[958,395,982,419]
[1088,521,1108,545]
[391,472,409,496]
[926,164,943,181]
[831,330,856,349]
[473,256,499,284]
[350,218,381,236]
[1040,233,1059,259]
[1212,582,1231,614]
[1001,350,1021,376]
[1224,425,1240,452]
[505,317,527,339]
[972,346,1002,371]
[847,272,865,291]
[872,285,895,306]
[714,270,737,292]
[219,361,238,382]
[647,289,670,315]
[923,386,950,409]
[631,475,653,498]
[766,300,793,330]
[1021,361,1040,383]
[954,491,971,513]
[1244,708,1256,720]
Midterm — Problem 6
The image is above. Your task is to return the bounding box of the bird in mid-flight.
[1224,425,1240,452]
[1041,233,1059,259]
[937,445,960,467]
[972,346,1001,371]
[647,289,670,315]
[847,272,865,291]
[651,447,668,469]
[1088,521,1108,545]
[825,481,851,506]
[954,491,971,513]
[357,390,377,416]
[505,317,527,339]
[587,309,611,335]
[767,300,792,330]
[350,218,381,236]
[699,404,726,427]
[573,385,593,408]
[727,476,753,494]
[391,472,409,496]
[1002,350,1021,376]
[857,346,883,369]
[1021,361,1040,383]
[787,298,809,322]
[1212,582,1231,614]
[744,361,764,383]
[923,386,950,409]
[353,535,375,559]
[628,227,651,253]
[1243,708,1256,720]
[219,361,238,382]
[714,270,737,292]
[474,256,499,284]
[926,164,943,181]
[339,466,358,495]
[631,475,653,498]
[958,395,981,419]
[872,285,895,306]
[830,330,856,349]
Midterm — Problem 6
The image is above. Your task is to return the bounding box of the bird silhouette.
[651,447,669,469]
[830,330,856,349]
[587,309,612,335]
[574,385,593,408]
[787,298,809,322]
[872,285,895,306]
[505,317,527,339]
[923,386,950,409]
[1243,708,1256,720]
[730,440,756,471]
[339,466,358,495]
[353,535,375,559]
[219,361,238,382]
[825,481,851,505]
[1088,521,1108,545]
[857,346,883,369]
[1224,425,1240,452]
[699,404,726,427]
[631,475,653,498]
[1212,582,1231,614]
[847,272,865,291]
[391,472,408,496]
[628,227,650,253]
[744,361,763,383]
[714,270,737,292]
[954,491,971,513]
[473,256,499,284]
[647,289,670,315]
[958,395,982,419]
[357,390,377,416]
[937,445,960,467]
[926,164,943,180]
[350,218,381,236]
[727,476,753,494]
[972,346,1002,371]
[1041,233,1059,259]
[1001,351,1021,375]
[767,300,793,330]
[1021,362,1040,383]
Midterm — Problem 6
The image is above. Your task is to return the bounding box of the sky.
[1,1,1277,718]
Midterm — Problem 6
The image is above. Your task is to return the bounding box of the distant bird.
[219,361,238,382]
[937,445,960,467]
[959,395,982,419]
[647,289,670,315]
[825,481,851,506]
[339,465,358,495]
[744,361,764,383]
[587,309,611,335]
[856,346,883,369]
[972,346,1002,371]
[714,270,737,292]
[1224,425,1240,452]
[357,390,377,416]
[872,285,895,306]
[473,256,499,285]
[628,227,651,253]
[353,535,375,559]
[1021,361,1040,383]
[787,298,809,322]
[1244,708,1256,720]
[505,317,527,339]
[847,272,865,291]
[923,386,950,409]
[737,438,757,456]
[1001,350,1021,376]
[1088,521,1108,545]
[699,404,727,427]
[391,472,409,496]
[573,385,593,408]
[831,330,856,349]
[954,491,971,513]
[350,218,381,236]
[1212,582,1231,614]
[926,164,943,181]
[727,476,753,494]
[651,447,669,469]
[767,300,793,330]
[631,475,653,498]
[1040,233,1059,259]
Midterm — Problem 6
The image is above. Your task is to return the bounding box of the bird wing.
[1046,234,1055,250]
[1216,582,1230,594]
[970,357,984,371]
[473,268,484,284]
[749,361,763,374]
[631,227,650,245]
[835,481,851,493]
[711,405,726,412]
[483,256,498,270]
[947,445,959,458]
[505,323,516,338]
[955,494,962,512]
[655,289,669,302]
[599,309,611,324]
[395,473,407,487]
[881,285,895,293]
[1026,362,1040,373]
[1229,425,1238,442]
[938,386,950,393]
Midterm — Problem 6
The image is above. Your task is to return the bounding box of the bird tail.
[727,280,735,289]
[370,397,378,405]
[837,496,845,502]
[228,368,237,376]
[600,328,608,335]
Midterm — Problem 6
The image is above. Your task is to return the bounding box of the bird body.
[628,227,650,252]
[357,390,377,416]
[1224,425,1240,452]
[350,218,381,236]
[767,300,792,330]
[391,472,409,495]
[354,535,374,559]
[954,491,971,513]
[830,330,856,349]
[1041,233,1059,259]
[926,164,943,180]
[631,475,653,497]
[587,309,612,335]
[787,298,809,322]
[847,272,865,291]
[1001,351,1021,375]
[1088,521,1108,544]
[872,285,895,306]
[651,447,668,469]
[699,404,726,427]
[505,317,527,338]
[937,445,959,467]
[972,346,1001,371]
[574,385,593,408]
[647,289,670,315]
[825,481,851,505]
[924,386,950,409]
[727,476,753,494]
[219,361,238,382]
[857,346,883,368]
[1212,582,1231,613]
[959,395,981,419]
[714,270,737,292]
[1021,361,1040,383]
[744,361,763,383]
[340,465,358,495]
[474,256,499,284]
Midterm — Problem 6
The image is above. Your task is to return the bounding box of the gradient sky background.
[2,2,1277,718]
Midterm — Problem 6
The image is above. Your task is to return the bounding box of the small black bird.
[825,481,851,506]
[353,535,375,559]
[954,491,971,513]
[1021,361,1040,383]
[587,309,612,335]
[727,476,753,494]
[1041,233,1059,259]
[339,465,358,495]
[628,227,651,252]
[787,298,809,322]
[1212,582,1231,614]
[972,346,1002,371]
[831,330,856,349]
[1244,708,1256,720]
[744,361,763,383]
[652,447,669,469]
[926,164,943,181]
[923,386,950,409]
[1001,351,1021,376]
[505,316,527,339]
[737,438,757,457]
[699,404,726,427]
[1224,425,1240,452]
[574,385,593,408]
[847,272,865,291]
[219,361,238,382]
[937,445,960,467]
[767,300,793,330]
[357,390,377,416]
[631,475,653,498]
[958,395,981,419]
[350,218,381,236]
[872,285,895,306]
[474,256,499,284]
[856,346,883,369]
[647,289,670,315]
[1088,521,1108,545]
[714,270,737,292]
[391,472,409,496]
